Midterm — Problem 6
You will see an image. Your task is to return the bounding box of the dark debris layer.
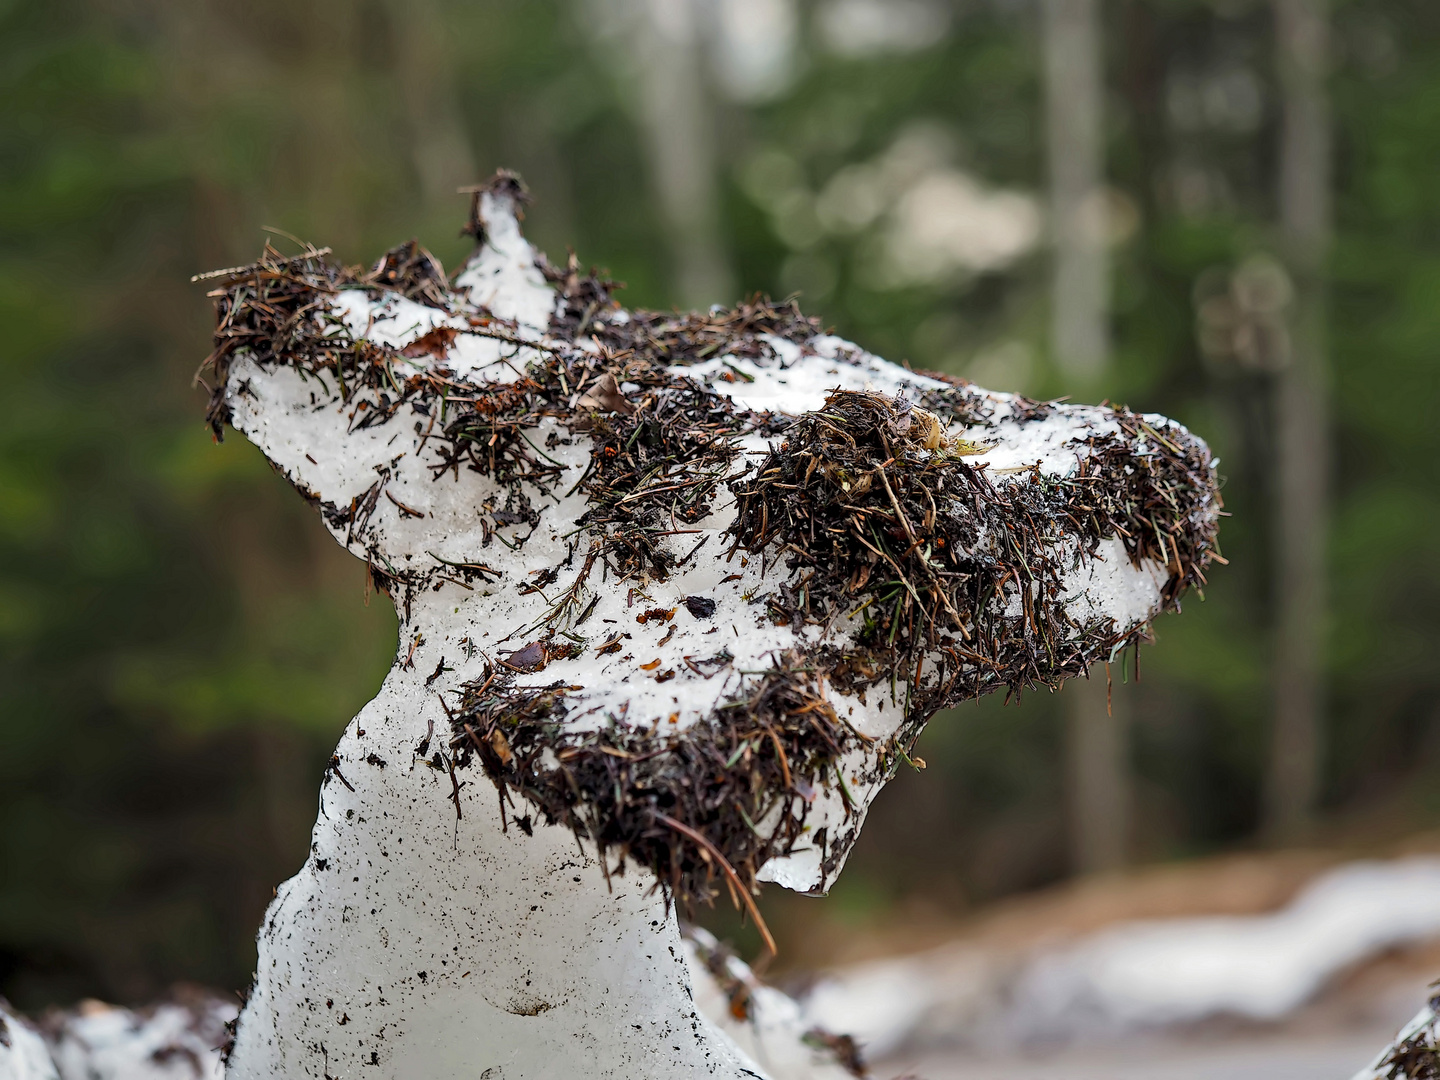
[198,178,1221,918]
[729,389,1219,713]
[451,651,871,907]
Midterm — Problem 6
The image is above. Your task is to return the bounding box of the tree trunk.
[386,0,477,206]
[1265,0,1331,840]
[631,0,734,308]
[1044,0,1128,873]
[1044,0,1109,381]
[1065,669,1130,872]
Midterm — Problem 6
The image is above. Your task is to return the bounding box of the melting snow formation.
[186,173,1220,1079]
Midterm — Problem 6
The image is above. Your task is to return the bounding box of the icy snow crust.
[215,191,1198,1080]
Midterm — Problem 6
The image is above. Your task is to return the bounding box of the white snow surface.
[0,1003,58,1080]
[1013,857,1440,1033]
[210,188,1205,1079]
[46,1000,235,1080]
[452,190,556,332]
[802,856,1440,1061]
[0,996,235,1080]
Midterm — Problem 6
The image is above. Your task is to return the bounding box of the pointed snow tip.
[459,169,531,244]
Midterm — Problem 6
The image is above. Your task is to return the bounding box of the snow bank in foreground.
[46,998,235,1080]
[0,1002,58,1080]
[0,995,235,1080]
[804,856,1440,1059]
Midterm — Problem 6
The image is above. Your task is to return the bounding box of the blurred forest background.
[4,0,1440,1010]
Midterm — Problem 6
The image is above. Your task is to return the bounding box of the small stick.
[653,812,776,958]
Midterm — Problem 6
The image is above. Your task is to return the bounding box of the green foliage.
[4,0,1440,1004]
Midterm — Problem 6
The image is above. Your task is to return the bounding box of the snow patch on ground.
[1014,858,1440,1033]
[802,857,1440,1061]
[0,1003,58,1080]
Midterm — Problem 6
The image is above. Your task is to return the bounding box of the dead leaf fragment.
[400,325,459,360]
[489,728,514,766]
[911,407,947,450]
[504,641,547,672]
[576,371,636,415]
[682,596,716,619]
